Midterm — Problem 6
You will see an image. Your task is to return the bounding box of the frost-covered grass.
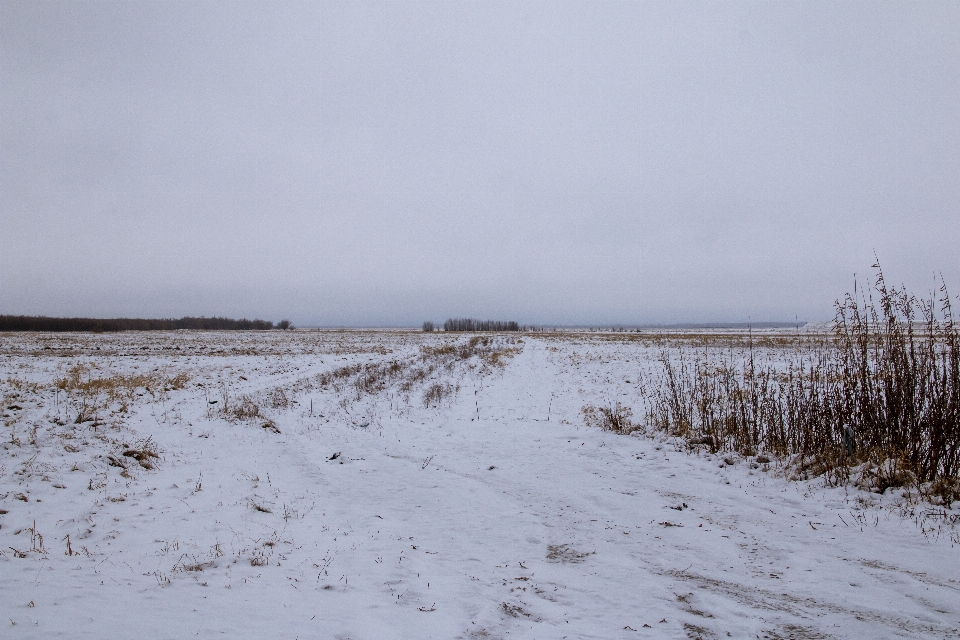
[0,329,958,638]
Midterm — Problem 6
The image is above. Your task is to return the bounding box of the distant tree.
[277,319,292,330]
[443,318,520,332]
[422,321,434,332]
[0,315,275,332]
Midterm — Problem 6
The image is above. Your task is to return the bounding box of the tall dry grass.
[641,267,960,501]
[55,364,189,421]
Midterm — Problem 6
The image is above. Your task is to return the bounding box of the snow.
[1,330,958,639]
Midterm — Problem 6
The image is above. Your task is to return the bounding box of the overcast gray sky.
[2,1,958,326]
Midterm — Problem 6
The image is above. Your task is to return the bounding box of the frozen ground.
[1,330,958,639]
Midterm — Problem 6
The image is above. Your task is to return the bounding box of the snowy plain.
[1,329,958,639]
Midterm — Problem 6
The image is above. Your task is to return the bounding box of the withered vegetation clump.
[636,265,960,502]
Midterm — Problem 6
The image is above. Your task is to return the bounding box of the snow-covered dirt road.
[1,331,957,639]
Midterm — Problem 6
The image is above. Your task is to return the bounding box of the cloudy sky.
[2,1,958,326]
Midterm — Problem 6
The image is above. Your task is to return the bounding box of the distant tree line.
[442,318,520,332]
[0,315,285,332]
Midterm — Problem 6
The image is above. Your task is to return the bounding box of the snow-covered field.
[1,330,958,639]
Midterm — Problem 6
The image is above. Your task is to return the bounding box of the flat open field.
[1,330,958,639]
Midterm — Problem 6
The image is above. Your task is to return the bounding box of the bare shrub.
[422,382,454,407]
[354,360,406,395]
[267,387,289,409]
[582,402,636,434]
[261,420,280,434]
[224,396,262,422]
[122,437,160,470]
[926,476,960,507]
[317,363,362,389]
[399,366,431,392]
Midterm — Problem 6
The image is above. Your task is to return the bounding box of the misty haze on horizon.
[2,1,958,327]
